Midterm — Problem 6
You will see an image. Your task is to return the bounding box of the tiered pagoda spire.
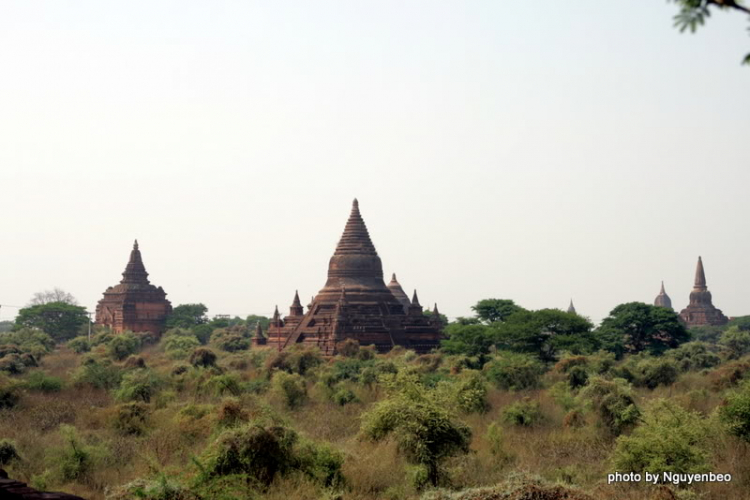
[679,256,728,327]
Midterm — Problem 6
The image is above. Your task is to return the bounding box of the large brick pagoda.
[95,240,172,334]
[266,199,443,355]
[678,256,728,327]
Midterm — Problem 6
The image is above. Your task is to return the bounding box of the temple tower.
[266,199,443,355]
[95,240,172,334]
[678,256,728,327]
[387,273,411,313]
[654,281,672,310]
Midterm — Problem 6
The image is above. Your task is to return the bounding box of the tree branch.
[709,0,750,15]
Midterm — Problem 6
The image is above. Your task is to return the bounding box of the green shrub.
[24,371,63,392]
[501,398,543,427]
[549,381,577,411]
[617,355,679,389]
[107,332,141,361]
[483,352,545,391]
[51,424,107,483]
[162,329,201,360]
[719,327,750,360]
[265,345,322,376]
[271,371,307,409]
[115,370,163,403]
[201,424,298,487]
[718,381,750,443]
[0,385,20,409]
[217,397,248,427]
[709,358,750,389]
[208,374,242,397]
[296,439,345,488]
[0,328,55,358]
[435,370,489,414]
[213,334,250,353]
[485,422,506,458]
[666,341,721,371]
[67,336,91,354]
[74,360,123,390]
[360,375,471,487]
[567,365,589,389]
[332,387,359,406]
[0,439,20,465]
[190,347,217,368]
[123,355,146,369]
[113,402,149,436]
[579,377,640,436]
[108,476,200,500]
[613,399,711,474]
[244,378,270,395]
[0,354,26,374]
[336,338,360,357]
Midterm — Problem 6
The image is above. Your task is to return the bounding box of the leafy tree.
[454,316,481,326]
[0,321,13,333]
[719,326,750,359]
[597,302,688,356]
[13,302,89,342]
[246,315,271,331]
[669,0,750,65]
[165,304,209,329]
[471,299,525,324]
[729,315,750,331]
[494,309,595,361]
[360,374,471,487]
[440,323,494,360]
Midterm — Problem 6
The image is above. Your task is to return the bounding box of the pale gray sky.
[1,1,748,325]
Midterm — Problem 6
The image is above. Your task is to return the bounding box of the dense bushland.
[0,305,749,500]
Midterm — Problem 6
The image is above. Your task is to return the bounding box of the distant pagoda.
[95,240,172,334]
[266,199,443,355]
[567,299,576,314]
[678,256,728,327]
[654,281,672,310]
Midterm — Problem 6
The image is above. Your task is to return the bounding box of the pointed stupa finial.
[567,299,576,314]
[433,303,440,315]
[352,198,359,210]
[694,256,707,290]
[121,238,149,284]
[660,280,666,294]
[412,290,420,307]
[273,305,280,319]
[391,273,397,282]
[255,321,263,338]
[292,290,302,307]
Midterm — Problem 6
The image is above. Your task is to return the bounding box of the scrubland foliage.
[2,301,750,499]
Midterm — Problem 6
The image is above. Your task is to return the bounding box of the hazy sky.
[1,1,748,325]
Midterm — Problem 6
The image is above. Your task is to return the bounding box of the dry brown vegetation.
[1,334,750,500]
